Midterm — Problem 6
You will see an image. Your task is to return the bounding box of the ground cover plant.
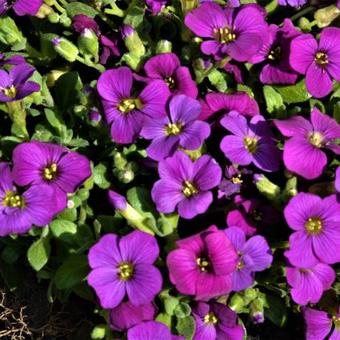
[0,0,339,338]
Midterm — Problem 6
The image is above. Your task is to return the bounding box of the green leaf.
[44,108,66,136]
[274,80,311,104]
[0,16,26,49]
[156,313,172,328]
[93,163,111,189]
[54,255,89,289]
[27,238,51,271]
[264,294,287,327]
[208,69,228,92]
[164,296,180,316]
[174,302,191,318]
[263,86,286,117]
[123,0,145,28]
[127,187,156,215]
[50,219,78,241]
[66,2,98,18]
[176,315,196,340]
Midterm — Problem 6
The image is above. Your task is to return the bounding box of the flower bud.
[52,37,79,62]
[121,25,145,58]
[254,174,280,202]
[117,169,134,184]
[155,40,172,54]
[249,298,265,324]
[48,12,60,24]
[36,4,53,18]
[314,5,340,28]
[180,0,198,14]
[229,294,246,313]
[78,28,99,60]
[298,17,312,32]
[59,14,72,28]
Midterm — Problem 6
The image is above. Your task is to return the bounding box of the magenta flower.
[72,14,99,34]
[274,107,340,179]
[12,141,91,209]
[140,95,210,161]
[192,301,244,340]
[250,19,300,85]
[144,53,198,98]
[304,307,340,340]
[166,226,237,300]
[289,27,340,98]
[109,301,156,331]
[0,0,42,16]
[226,195,279,236]
[225,227,272,291]
[151,151,222,219]
[220,112,280,172]
[0,163,62,236]
[145,0,167,14]
[97,67,170,144]
[286,262,335,305]
[0,54,25,67]
[200,92,259,120]
[278,0,307,6]
[88,231,162,309]
[336,166,340,192]
[284,193,340,267]
[0,64,40,102]
[127,321,184,340]
[185,3,268,61]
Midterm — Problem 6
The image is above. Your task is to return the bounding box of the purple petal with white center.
[310,107,340,140]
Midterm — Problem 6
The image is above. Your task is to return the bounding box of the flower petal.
[220,135,252,166]
[192,155,222,190]
[177,191,213,219]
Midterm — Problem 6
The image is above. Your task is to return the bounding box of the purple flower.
[278,0,307,6]
[274,107,340,179]
[220,112,280,172]
[225,227,272,291]
[250,19,300,85]
[286,262,335,305]
[226,195,279,236]
[12,141,91,210]
[289,27,340,98]
[304,307,340,340]
[0,0,42,16]
[0,54,25,67]
[200,92,259,121]
[336,166,340,192]
[192,301,244,340]
[88,231,162,308]
[151,151,222,219]
[72,14,100,34]
[0,163,62,236]
[99,34,120,64]
[0,64,40,102]
[167,226,237,300]
[284,193,340,267]
[145,0,167,14]
[144,53,198,98]
[140,95,210,161]
[217,166,243,199]
[97,66,170,144]
[109,301,156,331]
[127,321,184,340]
[185,3,268,61]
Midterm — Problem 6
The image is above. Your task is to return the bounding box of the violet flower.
[225,227,272,291]
[140,95,210,161]
[274,107,340,179]
[185,3,268,61]
[99,34,120,64]
[220,112,280,172]
[12,141,91,211]
[286,262,335,305]
[0,54,25,67]
[217,166,244,199]
[304,307,340,340]
[145,0,168,15]
[0,0,42,16]
[289,27,340,98]
[0,64,40,102]
[250,19,300,85]
[166,226,237,300]
[278,0,307,6]
[88,231,162,308]
[127,321,184,340]
[284,193,340,267]
[109,301,156,331]
[144,53,198,98]
[72,14,100,34]
[192,301,244,340]
[200,92,259,121]
[226,195,279,236]
[151,151,222,219]
[0,163,62,236]
[97,66,170,144]
[336,166,340,192]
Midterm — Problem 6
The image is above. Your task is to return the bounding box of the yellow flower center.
[118,262,134,281]
[231,174,243,184]
[3,191,25,208]
[43,163,58,181]
[244,136,258,154]
[204,312,218,325]
[268,46,281,61]
[250,209,263,222]
[165,76,175,89]
[3,85,17,98]
[305,217,323,235]
[182,180,199,198]
[117,98,143,114]
[165,122,183,136]
[315,52,328,66]
[196,257,210,272]
[333,316,340,329]
[308,132,324,148]
[213,27,236,43]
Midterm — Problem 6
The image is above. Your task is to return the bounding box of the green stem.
[290,6,315,21]
[265,0,278,15]
[6,101,29,139]
[75,55,105,72]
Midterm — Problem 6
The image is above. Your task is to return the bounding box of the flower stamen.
[308,132,324,148]
[43,163,58,181]
[204,312,218,325]
[165,122,183,136]
[182,180,198,198]
[117,98,143,114]
[2,85,17,98]
[196,257,210,272]
[3,191,25,208]
[315,52,328,66]
[165,76,175,89]
[118,262,134,281]
[213,27,236,43]
[244,136,258,153]
[305,217,323,235]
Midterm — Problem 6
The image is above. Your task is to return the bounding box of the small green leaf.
[164,296,180,316]
[208,69,228,92]
[263,86,285,117]
[66,2,98,18]
[264,294,287,327]
[27,238,51,271]
[174,302,192,318]
[176,315,196,340]
[274,80,311,104]
[93,163,111,189]
[156,313,172,328]
[50,219,77,240]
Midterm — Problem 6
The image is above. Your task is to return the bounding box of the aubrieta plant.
[0,0,339,338]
